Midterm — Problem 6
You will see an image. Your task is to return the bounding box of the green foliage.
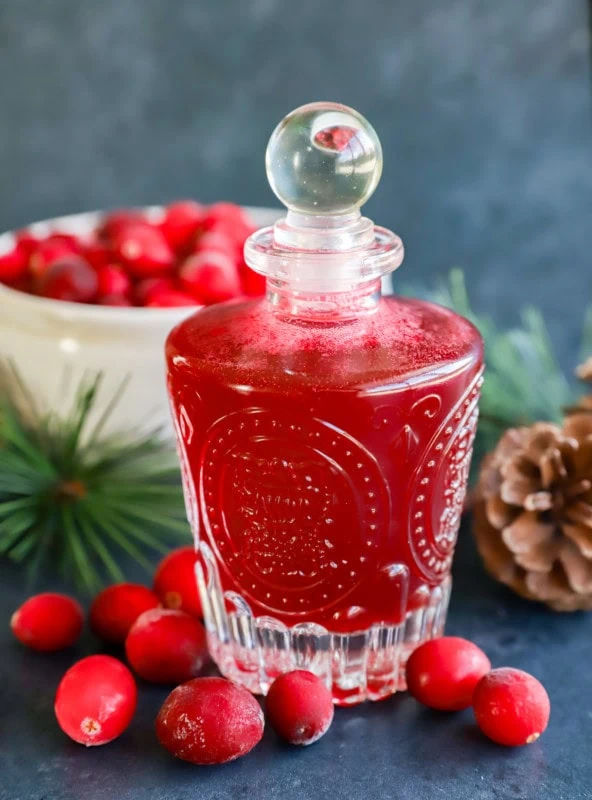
[405,269,590,469]
[0,365,189,592]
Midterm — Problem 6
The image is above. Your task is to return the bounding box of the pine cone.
[576,357,592,382]
[473,415,592,611]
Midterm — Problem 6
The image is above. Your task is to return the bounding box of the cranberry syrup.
[166,103,483,703]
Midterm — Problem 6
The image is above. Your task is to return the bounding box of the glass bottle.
[166,103,484,704]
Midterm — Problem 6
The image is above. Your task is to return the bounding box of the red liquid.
[166,294,483,634]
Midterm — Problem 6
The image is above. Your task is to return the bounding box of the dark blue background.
[1,0,590,356]
[0,2,591,798]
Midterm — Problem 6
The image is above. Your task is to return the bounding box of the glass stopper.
[266,102,383,216]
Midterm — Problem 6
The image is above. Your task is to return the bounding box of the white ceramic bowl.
[0,207,280,438]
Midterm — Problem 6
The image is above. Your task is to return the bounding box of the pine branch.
[0,365,190,592]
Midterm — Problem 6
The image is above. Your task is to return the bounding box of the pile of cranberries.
[0,201,265,307]
[10,554,551,762]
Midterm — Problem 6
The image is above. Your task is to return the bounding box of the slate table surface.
[0,519,590,800]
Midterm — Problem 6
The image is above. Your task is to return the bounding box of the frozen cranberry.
[179,251,242,303]
[153,546,202,617]
[473,668,550,746]
[406,637,491,712]
[98,209,149,241]
[37,256,98,303]
[156,677,264,764]
[125,608,208,683]
[11,593,84,652]
[266,670,334,745]
[30,239,80,278]
[55,655,137,746]
[134,276,176,306]
[160,200,205,254]
[146,289,198,308]
[84,240,113,271]
[0,246,28,284]
[96,264,131,299]
[90,583,160,645]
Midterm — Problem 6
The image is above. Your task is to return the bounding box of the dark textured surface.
[1,525,591,800]
[1,1,592,798]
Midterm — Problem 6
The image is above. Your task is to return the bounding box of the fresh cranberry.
[44,232,84,252]
[156,677,264,764]
[113,224,174,278]
[96,264,131,298]
[99,294,133,307]
[11,593,84,652]
[55,655,137,745]
[134,276,176,306]
[266,670,334,745]
[0,246,28,284]
[14,230,40,258]
[125,608,208,683]
[160,200,205,254]
[179,251,242,303]
[406,637,491,711]
[37,256,98,303]
[30,239,80,278]
[240,262,266,297]
[153,546,202,617]
[90,583,160,645]
[194,231,237,259]
[98,210,149,241]
[84,240,113,271]
[145,289,198,308]
[473,668,550,746]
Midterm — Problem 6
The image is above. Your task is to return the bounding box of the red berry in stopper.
[266,670,334,746]
[179,251,242,303]
[160,200,205,254]
[11,593,84,652]
[153,546,202,616]
[96,264,131,299]
[145,289,198,308]
[113,224,174,278]
[0,245,28,284]
[90,583,160,645]
[473,668,550,746]
[156,677,264,764]
[406,637,491,711]
[37,256,99,303]
[55,655,137,746]
[125,608,208,684]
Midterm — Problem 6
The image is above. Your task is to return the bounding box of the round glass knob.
[266,102,383,216]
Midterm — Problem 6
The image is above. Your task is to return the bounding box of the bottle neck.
[266,278,381,323]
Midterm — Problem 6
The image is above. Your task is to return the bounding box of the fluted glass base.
[197,542,451,705]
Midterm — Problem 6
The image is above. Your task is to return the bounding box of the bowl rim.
[0,205,280,324]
